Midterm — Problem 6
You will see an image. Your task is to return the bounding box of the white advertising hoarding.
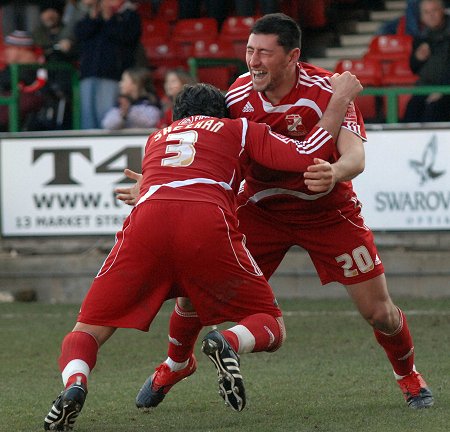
[1,128,449,236]
[353,129,450,230]
[1,134,147,236]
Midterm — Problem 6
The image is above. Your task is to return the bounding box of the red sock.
[58,331,98,389]
[374,308,414,377]
[222,313,281,354]
[167,302,203,362]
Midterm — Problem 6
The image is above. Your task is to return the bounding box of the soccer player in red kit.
[44,78,363,430]
[130,14,433,411]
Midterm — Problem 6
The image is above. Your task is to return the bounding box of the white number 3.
[335,246,374,277]
[161,131,198,167]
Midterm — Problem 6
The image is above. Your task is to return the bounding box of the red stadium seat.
[143,40,187,95]
[355,95,384,122]
[365,35,413,62]
[172,18,219,56]
[142,40,185,67]
[172,18,218,42]
[141,19,171,43]
[220,16,258,59]
[296,0,330,29]
[335,58,383,87]
[155,0,178,22]
[135,0,152,20]
[186,39,236,59]
[196,66,240,91]
[381,59,418,86]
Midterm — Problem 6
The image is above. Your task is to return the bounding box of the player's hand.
[304,158,336,192]
[330,71,363,103]
[114,168,142,206]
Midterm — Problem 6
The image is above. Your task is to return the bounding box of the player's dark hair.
[172,83,229,120]
[251,13,302,52]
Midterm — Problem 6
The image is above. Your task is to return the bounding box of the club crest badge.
[285,114,306,136]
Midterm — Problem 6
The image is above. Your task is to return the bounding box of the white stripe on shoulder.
[226,83,253,107]
[300,70,333,93]
[225,77,252,98]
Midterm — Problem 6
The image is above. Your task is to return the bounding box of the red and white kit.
[226,62,384,285]
[79,115,337,330]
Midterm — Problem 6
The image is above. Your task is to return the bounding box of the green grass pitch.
[1,297,449,432]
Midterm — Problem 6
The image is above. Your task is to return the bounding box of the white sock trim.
[394,364,417,380]
[165,356,189,372]
[62,359,90,386]
[228,325,255,354]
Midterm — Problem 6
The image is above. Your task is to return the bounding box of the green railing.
[362,85,450,123]
[0,62,80,132]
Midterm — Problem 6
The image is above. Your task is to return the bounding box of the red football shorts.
[78,200,281,331]
[236,198,385,285]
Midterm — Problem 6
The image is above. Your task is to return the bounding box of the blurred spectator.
[1,1,40,34]
[32,0,76,63]
[378,0,450,36]
[75,0,142,129]
[378,0,422,36]
[0,30,45,131]
[31,1,80,130]
[233,0,279,16]
[101,67,161,129]
[178,0,229,28]
[63,0,101,35]
[157,68,196,129]
[403,0,450,122]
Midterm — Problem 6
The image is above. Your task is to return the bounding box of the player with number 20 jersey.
[226,63,384,286]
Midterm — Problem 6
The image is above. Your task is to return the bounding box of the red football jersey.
[137,115,335,213]
[225,62,367,217]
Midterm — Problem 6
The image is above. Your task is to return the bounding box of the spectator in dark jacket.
[403,0,450,122]
[75,0,141,129]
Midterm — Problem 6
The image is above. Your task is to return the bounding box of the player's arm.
[247,72,362,172]
[304,130,364,192]
[304,74,365,192]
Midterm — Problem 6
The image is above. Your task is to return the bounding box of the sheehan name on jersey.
[153,116,225,142]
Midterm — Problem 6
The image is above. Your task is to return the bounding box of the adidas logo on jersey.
[242,102,254,113]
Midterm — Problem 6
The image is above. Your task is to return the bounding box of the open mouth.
[252,71,267,81]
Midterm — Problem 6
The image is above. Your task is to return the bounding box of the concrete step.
[270,247,450,299]
[370,9,403,21]
[385,0,407,11]
[355,20,383,34]
[2,232,450,303]
[325,46,368,59]
[340,33,373,47]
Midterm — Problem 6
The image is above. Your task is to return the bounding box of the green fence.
[362,85,450,123]
[0,62,80,132]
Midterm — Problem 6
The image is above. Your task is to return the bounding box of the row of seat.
[142,15,257,94]
[335,35,416,87]
[334,34,417,121]
[142,15,256,59]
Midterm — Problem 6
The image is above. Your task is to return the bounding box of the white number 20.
[161,131,198,167]
[335,246,374,278]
